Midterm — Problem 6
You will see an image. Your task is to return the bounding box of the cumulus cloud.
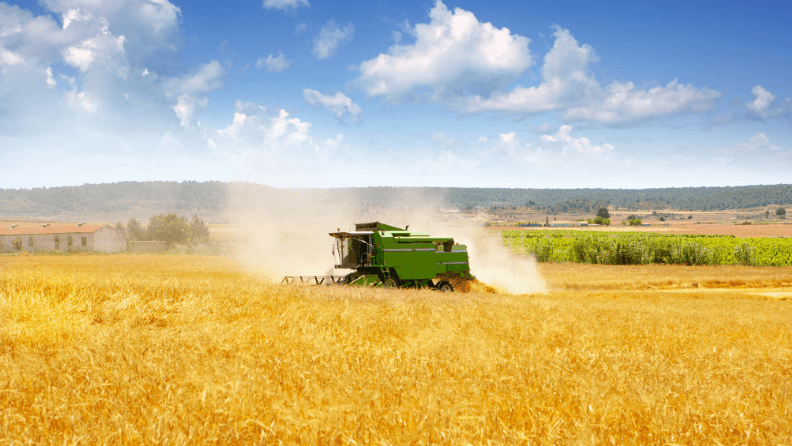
[0,0,193,130]
[741,132,783,151]
[65,89,98,112]
[262,0,309,11]
[303,89,362,123]
[257,52,291,72]
[42,0,182,68]
[459,27,596,114]
[541,125,614,157]
[564,80,721,124]
[166,60,223,95]
[163,60,224,125]
[480,131,545,164]
[173,94,208,127]
[0,47,25,68]
[313,20,354,60]
[357,0,531,102]
[206,101,315,160]
[747,85,775,114]
[45,67,57,87]
[62,22,128,76]
[461,27,720,123]
[356,3,720,124]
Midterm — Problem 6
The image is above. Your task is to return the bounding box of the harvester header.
[283,222,475,292]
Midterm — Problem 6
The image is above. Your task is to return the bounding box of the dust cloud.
[228,184,546,294]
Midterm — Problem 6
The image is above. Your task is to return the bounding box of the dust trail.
[228,184,546,294]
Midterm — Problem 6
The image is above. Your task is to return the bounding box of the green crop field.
[502,230,792,266]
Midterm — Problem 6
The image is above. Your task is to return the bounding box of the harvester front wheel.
[436,281,454,292]
[342,272,362,285]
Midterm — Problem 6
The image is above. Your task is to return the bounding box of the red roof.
[0,223,109,236]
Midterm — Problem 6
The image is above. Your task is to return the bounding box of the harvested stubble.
[1,256,791,445]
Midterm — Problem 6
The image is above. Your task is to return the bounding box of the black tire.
[436,281,453,292]
[342,272,361,285]
[383,278,399,289]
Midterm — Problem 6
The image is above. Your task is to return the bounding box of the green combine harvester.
[282,222,475,291]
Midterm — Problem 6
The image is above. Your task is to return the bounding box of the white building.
[0,223,126,253]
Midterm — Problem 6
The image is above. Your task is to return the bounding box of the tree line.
[1,182,792,216]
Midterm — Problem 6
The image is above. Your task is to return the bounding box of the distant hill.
[1,182,791,222]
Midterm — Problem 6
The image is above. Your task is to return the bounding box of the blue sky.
[0,0,789,189]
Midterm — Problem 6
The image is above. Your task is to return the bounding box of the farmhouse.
[0,222,126,253]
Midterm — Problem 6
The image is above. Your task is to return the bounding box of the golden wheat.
[1,255,790,445]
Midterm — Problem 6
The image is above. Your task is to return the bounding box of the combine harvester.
[282,222,475,292]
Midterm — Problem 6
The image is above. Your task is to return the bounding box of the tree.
[146,213,211,246]
[127,218,145,242]
[11,237,22,251]
[777,207,786,219]
[189,214,210,243]
[596,207,610,219]
[148,213,191,245]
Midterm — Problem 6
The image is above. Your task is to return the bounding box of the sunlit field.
[1,255,791,444]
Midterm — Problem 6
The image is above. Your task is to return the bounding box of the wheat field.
[1,255,791,445]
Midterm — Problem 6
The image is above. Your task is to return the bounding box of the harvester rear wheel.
[436,281,454,292]
[383,278,400,289]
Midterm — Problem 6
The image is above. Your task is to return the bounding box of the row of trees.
[125,213,210,245]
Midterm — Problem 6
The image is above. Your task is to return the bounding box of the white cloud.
[257,52,291,72]
[42,0,182,66]
[262,0,309,11]
[45,67,57,87]
[357,0,531,102]
[564,80,721,124]
[166,60,223,95]
[173,94,208,127]
[324,133,345,149]
[461,27,720,123]
[65,89,98,112]
[747,85,775,114]
[541,125,614,157]
[478,136,488,143]
[741,132,783,151]
[313,21,354,60]
[356,3,719,124]
[207,101,314,159]
[303,88,362,123]
[162,60,224,125]
[0,0,188,130]
[62,22,128,76]
[0,47,25,68]
[61,8,92,29]
[500,132,517,144]
[480,131,545,164]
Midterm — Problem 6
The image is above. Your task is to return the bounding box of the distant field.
[1,255,790,444]
[489,223,792,238]
[501,230,792,266]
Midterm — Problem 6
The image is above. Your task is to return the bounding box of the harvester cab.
[282,222,475,292]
